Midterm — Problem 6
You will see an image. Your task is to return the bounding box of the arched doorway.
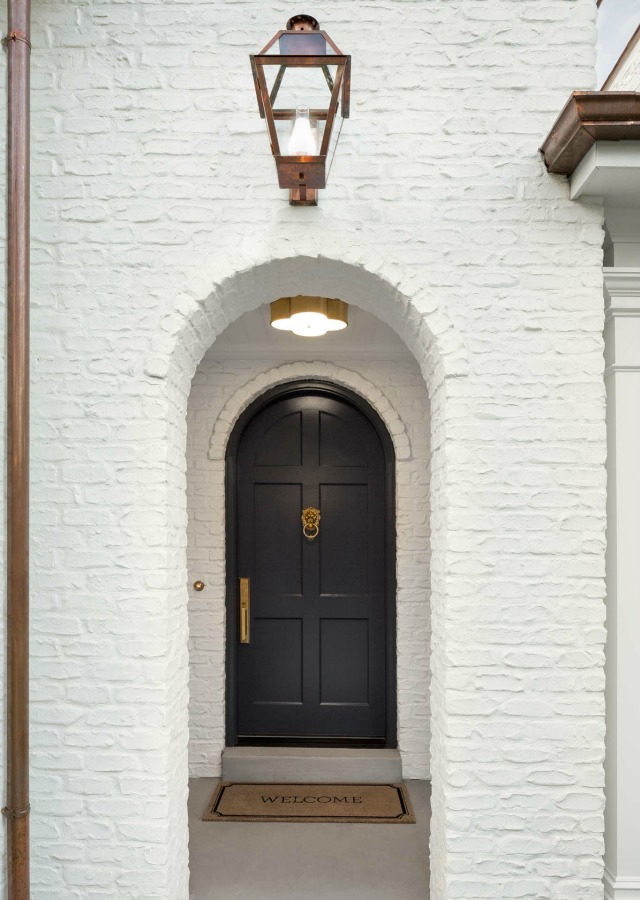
[225,381,397,747]
[173,253,461,898]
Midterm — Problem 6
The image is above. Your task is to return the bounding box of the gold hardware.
[301,507,321,541]
[270,297,348,334]
[239,578,250,644]
[193,580,205,592]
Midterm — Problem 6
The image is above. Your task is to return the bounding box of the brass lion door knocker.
[301,507,321,541]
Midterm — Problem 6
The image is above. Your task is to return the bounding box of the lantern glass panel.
[272,111,342,162]
[267,64,336,115]
[278,31,328,56]
[263,62,341,160]
[323,102,345,174]
[272,117,321,159]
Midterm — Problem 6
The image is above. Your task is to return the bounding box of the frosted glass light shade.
[290,311,329,336]
[287,106,317,156]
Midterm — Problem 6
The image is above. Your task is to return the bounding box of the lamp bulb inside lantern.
[288,105,317,156]
[289,311,329,337]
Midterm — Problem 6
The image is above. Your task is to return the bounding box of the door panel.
[232,389,392,743]
[319,410,369,466]
[319,483,369,596]
[320,618,369,704]
[253,483,302,597]
[253,618,303,704]
[254,410,303,466]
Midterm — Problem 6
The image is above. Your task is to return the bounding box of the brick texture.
[0,1,606,898]
[606,34,640,89]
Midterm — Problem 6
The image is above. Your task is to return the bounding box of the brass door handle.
[239,578,250,644]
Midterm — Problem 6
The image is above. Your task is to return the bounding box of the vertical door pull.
[239,578,250,644]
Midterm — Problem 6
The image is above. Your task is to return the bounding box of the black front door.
[228,386,395,745]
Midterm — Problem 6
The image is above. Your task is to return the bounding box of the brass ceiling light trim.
[270,296,348,337]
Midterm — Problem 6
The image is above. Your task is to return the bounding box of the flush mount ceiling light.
[250,14,350,206]
[270,296,348,337]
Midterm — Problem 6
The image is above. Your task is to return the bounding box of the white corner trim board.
[604,868,640,900]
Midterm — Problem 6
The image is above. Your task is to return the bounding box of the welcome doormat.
[202,782,415,824]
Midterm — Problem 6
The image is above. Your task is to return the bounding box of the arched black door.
[226,383,396,746]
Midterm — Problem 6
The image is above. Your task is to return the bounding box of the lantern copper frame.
[250,15,351,206]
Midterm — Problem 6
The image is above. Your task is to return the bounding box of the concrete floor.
[189,777,431,900]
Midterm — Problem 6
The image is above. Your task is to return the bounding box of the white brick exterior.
[0,1,607,898]
[187,354,431,779]
[606,32,640,90]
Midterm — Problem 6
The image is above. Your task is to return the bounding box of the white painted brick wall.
[0,0,607,897]
[606,33,640,89]
[187,353,431,780]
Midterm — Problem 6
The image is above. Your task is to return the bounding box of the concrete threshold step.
[221,747,402,784]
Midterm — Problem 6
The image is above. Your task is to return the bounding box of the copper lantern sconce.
[250,14,351,206]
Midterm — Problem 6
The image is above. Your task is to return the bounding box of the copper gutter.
[2,0,31,897]
[540,91,640,175]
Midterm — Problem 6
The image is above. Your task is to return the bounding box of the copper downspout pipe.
[3,0,31,897]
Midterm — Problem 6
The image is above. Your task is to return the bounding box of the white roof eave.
[570,140,640,206]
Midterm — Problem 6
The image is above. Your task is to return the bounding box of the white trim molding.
[571,141,640,204]
[605,868,640,900]
[604,266,640,900]
[604,268,640,307]
[603,269,640,369]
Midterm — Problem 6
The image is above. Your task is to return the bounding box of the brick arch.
[208,362,413,463]
[145,252,469,389]
[153,249,468,900]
